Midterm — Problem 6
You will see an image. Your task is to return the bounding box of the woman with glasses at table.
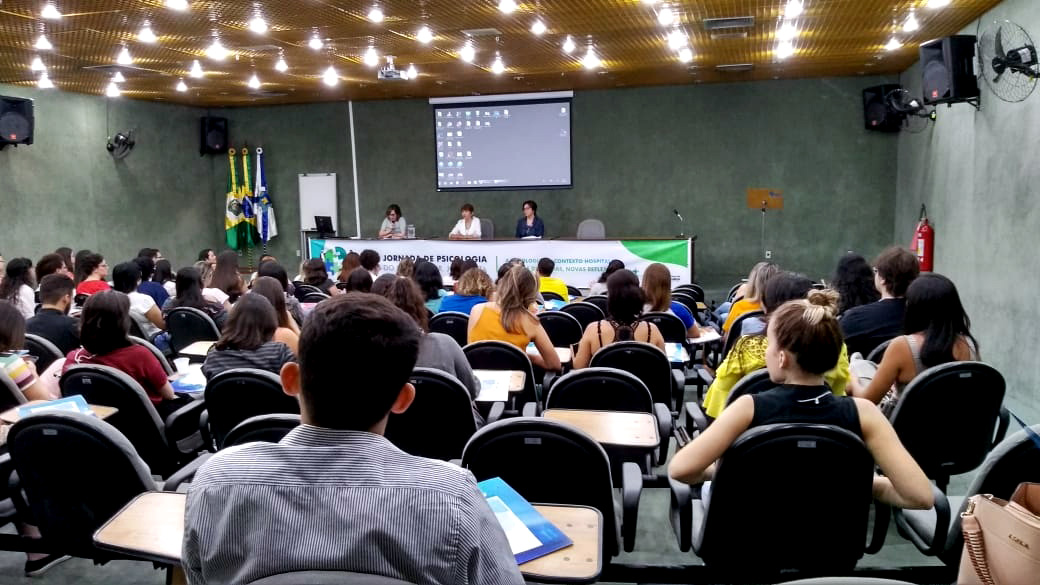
[515,200,545,239]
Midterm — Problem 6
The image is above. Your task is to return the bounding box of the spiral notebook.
[477,477,572,564]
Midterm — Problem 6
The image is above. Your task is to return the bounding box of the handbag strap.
[962,504,999,585]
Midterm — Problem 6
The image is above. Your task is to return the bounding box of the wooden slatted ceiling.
[0,0,1002,106]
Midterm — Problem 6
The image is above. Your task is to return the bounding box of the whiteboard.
[298,173,337,233]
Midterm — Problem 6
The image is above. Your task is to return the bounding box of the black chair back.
[725,369,776,406]
[638,311,687,344]
[670,292,696,315]
[566,285,582,298]
[721,310,765,360]
[429,311,469,347]
[546,367,653,414]
[560,301,605,331]
[584,295,609,315]
[541,291,566,302]
[128,317,147,340]
[726,281,745,303]
[385,368,478,460]
[698,424,874,572]
[866,337,894,363]
[674,284,705,303]
[205,368,299,449]
[248,571,417,585]
[8,411,154,559]
[167,306,221,355]
[463,341,538,410]
[24,333,63,371]
[591,341,675,408]
[537,311,583,348]
[461,418,620,557]
[129,335,175,375]
[59,364,175,475]
[888,361,1006,486]
[0,368,27,411]
[222,414,301,448]
[293,283,327,302]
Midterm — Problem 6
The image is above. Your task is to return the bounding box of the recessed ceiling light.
[784,0,804,19]
[657,5,675,26]
[416,25,433,44]
[777,22,797,42]
[35,35,53,51]
[323,66,339,86]
[112,71,126,83]
[30,56,45,71]
[667,29,687,50]
[41,3,62,20]
[925,0,950,7]
[406,63,418,79]
[642,0,659,4]
[903,12,920,32]
[106,81,121,98]
[309,33,324,50]
[368,6,384,22]
[498,0,518,14]
[531,19,547,35]
[582,47,601,70]
[207,38,228,60]
[189,59,204,78]
[363,46,379,67]
[775,40,795,59]
[38,72,54,89]
[116,47,133,65]
[885,37,903,51]
[248,73,261,89]
[176,79,188,92]
[138,23,158,43]
[249,16,268,34]
[562,35,576,54]
[459,41,476,63]
[275,56,288,72]
[491,54,506,74]
[165,0,189,11]
[678,47,693,62]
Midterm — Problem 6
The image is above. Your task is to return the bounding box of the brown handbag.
[958,483,1040,585]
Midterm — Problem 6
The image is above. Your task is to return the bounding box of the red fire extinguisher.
[910,204,934,272]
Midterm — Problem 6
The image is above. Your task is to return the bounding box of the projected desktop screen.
[434,99,572,191]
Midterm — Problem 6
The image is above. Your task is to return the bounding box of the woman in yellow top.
[721,261,780,333]
[703,272,850,419]
[468,265,562,372]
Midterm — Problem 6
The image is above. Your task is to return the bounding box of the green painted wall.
[0,83,217,269]
[895,0,1040,419]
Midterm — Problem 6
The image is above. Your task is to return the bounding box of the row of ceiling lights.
[884,0,952,52]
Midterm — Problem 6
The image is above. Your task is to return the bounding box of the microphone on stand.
[673,209,685,238]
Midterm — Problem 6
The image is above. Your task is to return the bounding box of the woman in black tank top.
[573,269,665,368]
[668,289,935,511]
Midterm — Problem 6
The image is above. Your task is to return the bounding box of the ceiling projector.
[378,56,408,81]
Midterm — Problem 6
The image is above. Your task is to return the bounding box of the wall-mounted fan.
[978,20,1039,103]
[886,88,936,134]
[106,129,135,159]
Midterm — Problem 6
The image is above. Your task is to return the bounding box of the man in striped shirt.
[183,294,524,584]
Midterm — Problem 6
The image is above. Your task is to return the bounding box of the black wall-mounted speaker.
[920,35,980,105]
[199,116,228,155]
[862,84,904,133]
[0,96,35,150]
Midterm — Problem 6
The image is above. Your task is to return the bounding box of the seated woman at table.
[413,260,446,313]
[249,277,301,355]
[378,203,407,239]
[65,291,190,420]
[162,267,229,329]
[701,272,850,419]
[515,200,545,239]
[440,267,494,315]
[468,265,562,372]
[383,278,483,426]
[449,203,482,240]
[573,269,665,369]
[642,263,708,339]
[669,289,934,512]
[0,300,56,401]
[201,293,296,380]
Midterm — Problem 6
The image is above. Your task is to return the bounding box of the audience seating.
[129,335,175,375]
[670,292,697,315]
[222,414,301,448]
[669,423,885,577]
[576,218,606,239]
[888,361,1008,493]
[545,367,670,468]
[0,369,28,412]
[866,337,894,363]
[23,333,63,372]
[720,310,765,360]
[725,282,745,303]
[385,368,500,461]
[537,311,584,348]
[674,283,705,303]
[166,306,221,355]
[0,454,19,535]
[682,369,772,438]
[541,291,566,302]
[638,312,687,346]
[893,421,1040,565]
[5,411,197,561]
[584,294,609,316]
[203,368,299,450]
[590,340,685,413]
[559,301,604,331]
[461,417,643,556]
[566,285,583,298]
[463,340,539,415]
[60,364,207,476]
[248,571,418,585]
[427,311,469,347]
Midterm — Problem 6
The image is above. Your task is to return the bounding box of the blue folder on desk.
[18,395,93,418]
[478,477,572,564]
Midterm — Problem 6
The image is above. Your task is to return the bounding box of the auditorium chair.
[462,417,644,556]
[166,306,221,355]
[720,310,765,360]
[893,420,1040,565]
[248,571,417,585]
[23,333,63,372]
[479,217,494,239]
[670,424,886,578]
[887,361,1008,492]
[583,294,609,316]
[683,369,773,438]
[203,368,299,450]
[638,311,687,346]
[60,364,208,477]
[463,340,539,415]
[566,285,582,298]
[674,283,705,303]
[591,340,685,414]
[865,337,894,363]
[129,335,176,375]
[576,218,605,239]
[222,414,301,448]
[540,290,566,302]
[428,311,469,347]
[559,301,604,331]
[385,368,501,461]
[537,310,583,348]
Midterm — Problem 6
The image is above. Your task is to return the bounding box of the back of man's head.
[537,257,555,277]
[298,293,419,430]
[35,253,65,281]
[874,246,920,297]
[359,249,380,271]
[39,274,75,306]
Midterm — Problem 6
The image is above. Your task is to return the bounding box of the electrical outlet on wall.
[765,250,772,259]
[296,249,301,257]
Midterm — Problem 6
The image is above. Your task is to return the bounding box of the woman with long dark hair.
[201,293,296,379]
[162,267,228,328]
[412,260,445,312]
[588,259,624,297]
[832,253,880,315]
[153,259,176,298]
[251,277,300,355]
[0,300,53,401]
[573,269,665,368]
[0,258,36,318]
[210,250,246,304]
[848,273,978,411]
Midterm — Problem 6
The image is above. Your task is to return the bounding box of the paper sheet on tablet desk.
[170,364,207,393]
[665,343,690,363]
[479,477,572,564]
[474,370,512,402]
[688,329,721,345]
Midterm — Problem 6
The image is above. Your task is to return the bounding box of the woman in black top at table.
[515,200,545,238]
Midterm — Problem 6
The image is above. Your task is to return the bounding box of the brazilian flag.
[225,148,252,251]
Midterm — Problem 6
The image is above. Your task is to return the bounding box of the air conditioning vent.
[703,16,755,31]
[715,63,754,72]
[460,28,502,38]
[711,31,749,40]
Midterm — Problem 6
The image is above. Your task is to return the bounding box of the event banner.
[308,238,691,288]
